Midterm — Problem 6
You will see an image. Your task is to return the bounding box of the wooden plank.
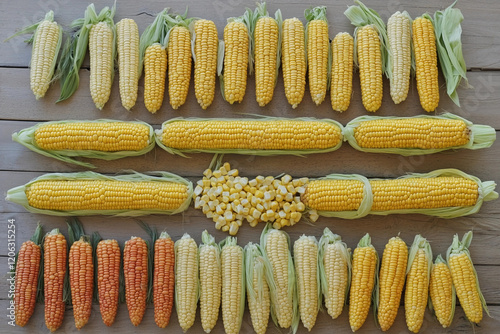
[1,0,499,69]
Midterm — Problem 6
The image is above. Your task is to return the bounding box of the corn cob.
[301,169,498,219]
[199,231,222,333]
[245,242,271,334]
[429,254,455,328]
[116,18,140,110]
[349,233,378,332]
[6,11,62,99]
[57,4,115,103]
[387,11,411,104]
[13,120,155,168]
[447,231,488,324]
[345,1,389,112]
[14,224,43,327]
[405,235,432,333]
[330,32,354,112]
[221,10,252,104]
[156,117,343,156]
[377,236,408,331]
[294,235,320,331]
[140,9,170,113]
[305,6,329,105]
[413,15,439,112]
[193,19,219,109]
[96,239,120,326]
[7,171,193,216]
[260,225,298,330]
[167,13,193,110]
[281,17,306,108]
[318,228,351,320]
[220,236,245,334]
[124,236,148,326]
[344,114,496,156]
[44,228,67,332]
[69,234,93,329]
[175,233,199,332]
[253,3,280,107]
[153,231,175,328]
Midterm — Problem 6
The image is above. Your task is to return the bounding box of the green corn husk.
[343,113,496,156]
[12,119,155,168]
[428,254,456,328]
[155,116,344,157]
[5,171,193,216]
[308,169,497,219]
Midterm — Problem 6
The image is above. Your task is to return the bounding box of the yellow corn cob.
[245,242,271,334]
[144,43,167,113]
[199,231,222,333]
[306,7,329,105]
[175,234,199,332]
[96,239,120,326]
[281,18,306,108]
[69,237,94,329]
[294,235,319,331]
[353,117,470,149]
[159,119,342,151]
[223,21,249,104]
[357,25,383,112]
[194,20,218,109]
[221,236,245,334]
[413,16,439,112]
[330,32,354,112]
[33,121,151,151]
[447,231,488,324]
[387,11,411,104]
[349,233,378,332]
[405,235,432,333]
[89,21,114,109]
[254,6,279,107]
[429,254,455,328]
[168,26,192,109]
[377,236,408,331]
[116,18,140,110]
[319,228,350,320]
[302,179,365,212]
[262,228,295,329]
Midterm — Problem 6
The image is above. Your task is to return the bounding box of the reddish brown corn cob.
[154,232,175,328]
[97,239,121,326]
[124,236,148,326]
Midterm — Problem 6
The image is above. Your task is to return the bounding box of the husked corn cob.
[281,18,306,109]
[14,224,43,327]
[124,236,148,326]
[330,32,354,112]
[405,235,432,333]
[220,237,245,334]
[117,18,140,110]
[387,11,411,104]
[305,6,329,105]
[168,23,192,109]
[302,179,365,212]
[199,231,222,333]
[294,235,320,331]
[69,236,94,329]
[153,232,175,328]
[318,228,351,320]
[194,19,218,109]
[349,233,378,332]
[175,234,199,332]
[429,254,455,328]
[245,242,271,334]
[413,15,439,112]
[447,231,488,324]
[254,3,280,107]
[377,236,408,331]
[96,239,121,326]
[89,21,114,109]
[44,229,67,332]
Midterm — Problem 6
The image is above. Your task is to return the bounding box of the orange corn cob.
[97,239,121,326]
[44,228,67,332]
[124,236,148,326]
[69,237,94,329]
[154,232,175,328]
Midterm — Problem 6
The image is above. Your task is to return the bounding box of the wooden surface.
[0,0,499,333]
